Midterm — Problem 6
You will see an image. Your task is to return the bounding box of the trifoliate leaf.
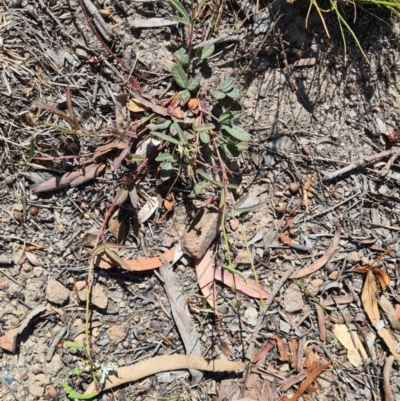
[171,63,188,89]
[212,91,226,100]
[219,77,235,93]
[226,88,243,99]
[193,123,215,132]
[174,48,189,66]
[187,72,202,92]
[222,124,251,141]
[200,132,210,143]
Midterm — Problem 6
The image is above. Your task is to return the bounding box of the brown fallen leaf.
[96,246,176,271]
[332,324,368,367]
[188,98,199,110]
[290,228,340,279]
[280,233,292,245]
[31,164,105,193]
[277,362,331,401]
[379,295,400,330]
[213,268,270,299]
[131,91,169,116]
[85,355,246,396]
[194,249,217,311]
[126,98,148,112]
[93,138,128,160]
[252,339,276,364]
[361,270,400,361]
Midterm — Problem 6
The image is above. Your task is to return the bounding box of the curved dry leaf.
[32,164,105,193]
[126,98,147,112]
[379,295,400,330]
[214,268,270,299]
[194,249,217,310]
[96,246,176,271]
[138,196,158,224]
[85,355,246,395]
[288,362,331,401]
[290,228,340,279]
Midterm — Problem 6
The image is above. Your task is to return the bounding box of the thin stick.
[245,266,295,360]
[383,355,395,401]
[323,148,400,181]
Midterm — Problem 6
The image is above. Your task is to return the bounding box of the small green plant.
[306,0,400,62]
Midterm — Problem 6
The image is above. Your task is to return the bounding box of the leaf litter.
[1,0,400,400]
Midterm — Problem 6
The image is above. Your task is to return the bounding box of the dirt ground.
[1,0,400,400]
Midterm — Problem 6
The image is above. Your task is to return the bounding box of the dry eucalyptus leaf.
[332,324,368,367]
[138,196,158,224]
[126,98,147,113]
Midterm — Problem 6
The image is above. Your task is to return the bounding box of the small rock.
[234,249,251,265]
[307,279,324,295]
[3,373,15,385]
[182,206,222,259]
[282,284,304,312]
[347,251,360,264]
[22,263,31,272]
[229,219,239,231]
[244,307,258,326]
[0,328,19,352]
[329,271,339,280]
[31,363,43,375]
[92,283,108,309]
[46,279,69,305]
[5,176,16,185]
[106,323,129,345]
[84,213,91,219]
[289,182,300,194]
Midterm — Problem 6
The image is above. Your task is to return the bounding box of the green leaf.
[171,63,188,89]
[212,91,226,100]
[161,162,174,181]
[199,43,215,60]
[200,132,210,143]
[126,153,146,163]
[173,48,189,66]
[218,111,234,123]
[179,89,191,105]
[222,124,251,141]
[151,131,181,145]
[193,123,215,132]
[194,180,208,194]
[187,72,202,92]
[226,88,243,99]
[62,382,98,400]
[173,121,188,145]
[148,119,171,130]
[223,262,245,278]
[219,77,235,93]
[174,16,190,25]
[221,143,239,158]
[155,153,174,162]
[63,341,84,349]
[235,141,249,151]
[168,0,190,22]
